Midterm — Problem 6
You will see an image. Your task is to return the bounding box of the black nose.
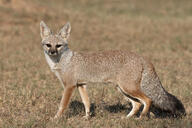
[50,50,56,54]
[51,51,55,54]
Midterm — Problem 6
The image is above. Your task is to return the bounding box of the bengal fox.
[40,21,185,119]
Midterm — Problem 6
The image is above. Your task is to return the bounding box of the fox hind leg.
[117,86,142,118]
[126,98,142,118]
[137,94,151,118]
[117,85,151,118]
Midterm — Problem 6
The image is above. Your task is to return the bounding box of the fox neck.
[44,48,73,70]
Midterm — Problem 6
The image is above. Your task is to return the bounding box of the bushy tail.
[153,90,186,117]
[141,64,186,117]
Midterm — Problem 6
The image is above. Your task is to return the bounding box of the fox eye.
[56,44,62,48]
[45,44,51,48]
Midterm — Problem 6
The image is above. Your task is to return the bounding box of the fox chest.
[44,53,65,88]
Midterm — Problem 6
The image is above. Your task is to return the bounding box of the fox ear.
[40,21,52,39]
[58,22,71,40]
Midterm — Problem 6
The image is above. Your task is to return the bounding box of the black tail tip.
[172,102,186,118]
[168,92,186,118]
[151,94,186,118]
[151,106,186,118]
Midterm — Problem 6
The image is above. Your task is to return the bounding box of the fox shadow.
[104,103,186,118]
[66,100,96,118]
[66,100,185,119]
[67,100,128,118]
[66,100,129,118]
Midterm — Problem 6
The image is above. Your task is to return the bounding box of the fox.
[40,21,185,119]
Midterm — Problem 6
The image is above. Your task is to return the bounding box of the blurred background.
[0,0,192,127]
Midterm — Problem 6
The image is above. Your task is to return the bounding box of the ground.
[0,0,192,127]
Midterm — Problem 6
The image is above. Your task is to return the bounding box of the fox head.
[40,21,71,56]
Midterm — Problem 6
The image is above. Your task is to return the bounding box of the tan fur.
[126,99,141,118]
[40,21,185,119]
[78,85,90,118]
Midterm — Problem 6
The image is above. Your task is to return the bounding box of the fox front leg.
[54,86,75,119]
[78,85,90,119]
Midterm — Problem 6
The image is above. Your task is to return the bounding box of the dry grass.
[0,0,192,127]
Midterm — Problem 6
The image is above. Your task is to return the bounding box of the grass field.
[0,0,192,127]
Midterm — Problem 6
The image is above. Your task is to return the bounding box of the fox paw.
[83,114,91,120]
[52,113,62,120]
